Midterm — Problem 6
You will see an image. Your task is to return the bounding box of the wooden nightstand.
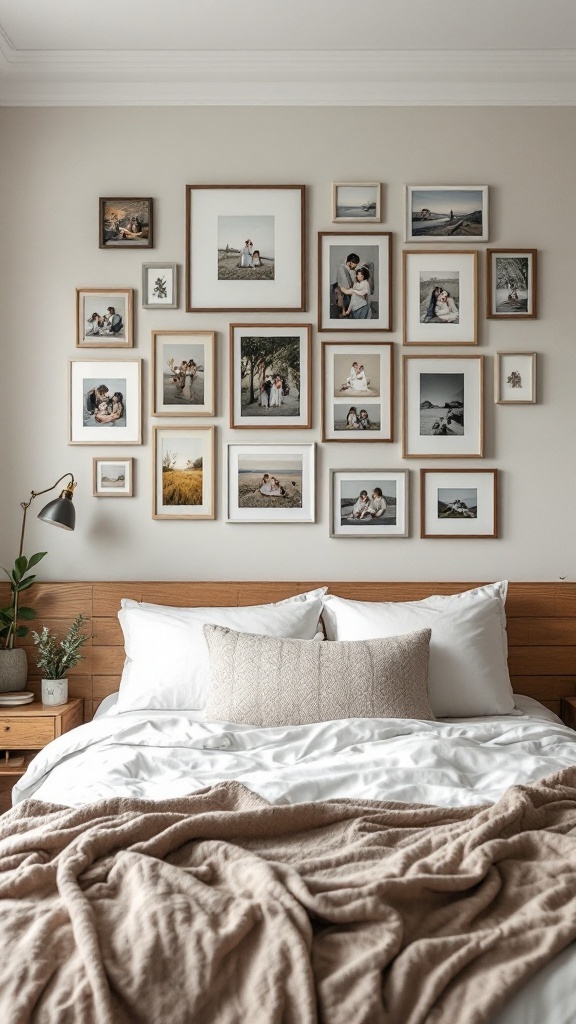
[0,699,83,814]
[561,698,576,731]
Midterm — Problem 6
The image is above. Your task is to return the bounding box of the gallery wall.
[0,105,573,582]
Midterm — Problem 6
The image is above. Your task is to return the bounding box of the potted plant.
[31,614,89,706]
[0,552,47,692]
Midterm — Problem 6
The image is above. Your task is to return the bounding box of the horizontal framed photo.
[332,183,381,223]
[495,352,536,404]
[406,186,488,242]
[142,263,178,309]
[69,359,141,445]
[330,470,408,538]
[152,331,215,417]
[230,324,311,429]
[93,458,134,497]
[486,249,537,319]
[421,469,498,539]
[99,197,153,248]
[321,342,393,442]
[227,443,315,523]
[318,232,392,332]
[186,185,305,312]
[153,426,215,520]
[402,250,477,345]
[402,355,484,458]
[76,288,133,348]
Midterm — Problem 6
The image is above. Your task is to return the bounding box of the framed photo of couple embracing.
[318,232,392,332]
[402,251,478,345]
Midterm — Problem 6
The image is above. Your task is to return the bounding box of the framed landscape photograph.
[186,185,305,312]
[229,324,311,429]
[142,263,178,309]
[153,426,215,520]
[93,458,133,497]
[495,352,536,404]
[76,288,133,348]
[321,342,393,442]
[402,355,484,458]
[421,469,498,539]
[330,470,408,538]
[152,330,215,417]
[99,198,153,248]
[227,443,315,523]
[486,249,537,319]
[69,359,141,445]
[406,186,488,242]
[402,250,477,345]
[318,232,392,332]
[332,183,381,223]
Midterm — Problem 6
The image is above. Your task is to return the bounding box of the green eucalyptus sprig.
[0,552,47,650]
[31,614,89,679]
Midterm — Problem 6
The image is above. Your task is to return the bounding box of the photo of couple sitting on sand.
[85,305,124,338]
[339,483,396,527]
[84,381,126,427]
[237,460,303,510]
[334,357,380,397]
[217,216,275,281]
[419,273,460,324]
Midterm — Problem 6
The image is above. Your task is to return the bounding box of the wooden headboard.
[1,581,574,722]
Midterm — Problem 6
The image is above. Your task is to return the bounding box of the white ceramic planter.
[41,678,68,707]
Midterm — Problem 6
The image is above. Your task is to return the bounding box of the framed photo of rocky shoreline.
[402,250,478,345]
[226,443,315,523]
[153,426,215,520]
[152,331,216,416]
[406,186,488,242]
[332,183,381,223]
[321,342,393,442]
[330,470,408,538]
[420,469,498,539]
[402,355,484,458]
[318,232,392,332]
[230,324,311,429]
[486,249,537,319]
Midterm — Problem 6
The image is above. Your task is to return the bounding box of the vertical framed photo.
[76,288,133,348]
[99,198,153,248]
[153,426,215,520]
[486,249,537,319]
[402,355,484,458]
[152,331,215,416]
[142,264,178,309]
[321,342,393,442]
[495,352,536,404]
[69,359,141,445]
[227,443,315,523]
[93,458,134,497]
[330,470,408,538]
[318,232,392,332]
[406,186,488,242]
[186,185,305,312]
[332,183,381,223]
[421,469,498,539]
[230,324,311,429]
[402,250,478,345]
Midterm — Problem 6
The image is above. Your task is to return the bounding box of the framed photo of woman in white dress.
[229,324,311,429]
[322,342,393,442]
[152,331,215,416]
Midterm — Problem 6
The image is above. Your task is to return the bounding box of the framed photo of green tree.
[486,249,537,319]
[229,324,311,429]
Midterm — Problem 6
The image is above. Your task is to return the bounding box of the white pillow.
[321,582,513,717]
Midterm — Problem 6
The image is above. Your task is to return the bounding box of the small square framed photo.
[69,359,141,445]
[332,183,381,223]
[330,470,408,538]
[230,324,311,429]
[93,458,134,497]
[495,352,536,404]
[406,186,488,242]
[99,198,153,248]
[321,342,393,442]
[402,355,484,458]
[153,426,215,520]
[152,331,216,417]
[486,250,537,319]
[227,443,315,523]
[142,263,178,309]
[318,232,392,331]
[420,469,498,539]
[76,288,133,348]
[402,250,477,345]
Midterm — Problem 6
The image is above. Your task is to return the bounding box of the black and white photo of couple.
[420,272,460,324]
[419,372,464,436]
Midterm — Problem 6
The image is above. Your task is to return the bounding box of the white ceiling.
[1,0,576,105]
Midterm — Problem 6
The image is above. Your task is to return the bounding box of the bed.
[1,580,576,1024]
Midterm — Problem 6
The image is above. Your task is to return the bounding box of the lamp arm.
[18,474,76,559]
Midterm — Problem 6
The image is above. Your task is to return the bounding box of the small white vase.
[41,678,68,707]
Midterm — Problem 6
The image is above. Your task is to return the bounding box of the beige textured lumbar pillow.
[203,624,433,727]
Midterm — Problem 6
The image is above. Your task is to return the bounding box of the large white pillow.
[322,582,513,717]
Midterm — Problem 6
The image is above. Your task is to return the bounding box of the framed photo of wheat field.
[153,426,215,520]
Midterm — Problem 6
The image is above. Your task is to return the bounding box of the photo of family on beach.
[419,272,460,324]
[83,377,127,428]
[331,470,408,538]
[228,443,315,522]
[237,458,303,510]
[240,335,299,418]
[419,372,464,436]
[407,187,487,240]
[217,216,275,281]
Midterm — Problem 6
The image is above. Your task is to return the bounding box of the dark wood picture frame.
[99,198,153,249]
[420,468,498,539]
[486,249,538,319]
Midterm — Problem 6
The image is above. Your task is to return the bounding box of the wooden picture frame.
[69,359,142,445]
[229,324,311,429]
[142,263,178,309]
[406,186,488,242]
[152,426,215,520]
[226,443,315,523]
[321,341,393,442]
[402,250,478,346]
[318,231,392,332]
[93,458,134,497]
[76,288,133,348]
[495,352,537,404]
[152,330,216,417]
[330,470,408,538]
[420,469,498,539]
[332,183,381,223]
[486,249,537,319]
[402,355,484,458]
[99,197,153,248]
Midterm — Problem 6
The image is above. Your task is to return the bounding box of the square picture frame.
[420,469,498,539]
[93,458,134,497]
[332,183,381,223]
[69,359,141,445]
[406,186,488,242]
[227,443,315,523]
[402,250,478,345]
[495,352,537,404]
[486,249,537,319]
[186,185,305,313]
[318,232,392,332]
[230,324,311,429]
[99,197,153,248]
[152,330,216,417]
[402,355,484,458]
[153,426,215,520]
[142,263,178,309]
[76,288,134,348]
[330,470,408,538]
[321,342,393,442]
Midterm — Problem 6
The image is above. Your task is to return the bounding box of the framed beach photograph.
[99,198,153,248]
[318,232,392,332]
[420,469,498,539]
[69,359,141,445]
[321,342,393,442]
[406,186,488,242]
[93,458,134,498]
[486,249,537,319]
[153,426,215,520]
[186,185,305,313]
[142,263,178,309]
[495,352,537,404]
[152,330,215,417]
[230,324,311,429]
[76,288,133,348]
[227,443,315,523]
[332,183,381,223]
[330,470,408,538]
[402,250,478,345]
[402,355,484,458]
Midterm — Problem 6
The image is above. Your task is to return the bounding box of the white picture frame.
[227,443,315,523]
[406,186,489,242]
[69,359,141,445]
[93,458,134,497]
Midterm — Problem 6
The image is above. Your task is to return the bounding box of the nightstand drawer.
[0,718,55,749]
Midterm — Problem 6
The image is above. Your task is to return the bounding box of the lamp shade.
[37,493,76,531]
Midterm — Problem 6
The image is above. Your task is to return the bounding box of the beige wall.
[0,106,573,582]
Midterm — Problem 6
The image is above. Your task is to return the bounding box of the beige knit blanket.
[1,770,576,1024]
